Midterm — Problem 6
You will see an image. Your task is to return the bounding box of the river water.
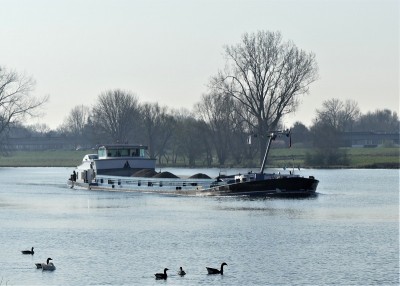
[0,167,398,285]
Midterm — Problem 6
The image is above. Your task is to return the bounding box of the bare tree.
[141,102,176,160]
[195,92,235,166]
[0,67,48,144]
[229,100,259,165]
[63,105,91,137]
[316,98,360,132]
[171,110,206,166]
[59,105,91,149]
[91,89,140,143]
[209,31,318,161]
[307,98,359,166]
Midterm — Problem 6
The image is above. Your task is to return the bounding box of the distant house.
[5,136,76,151]
[340,132,400,147]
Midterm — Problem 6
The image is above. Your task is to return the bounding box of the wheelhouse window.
[131,148,139,157]
[98,147,107,158]
[97,146,148,158]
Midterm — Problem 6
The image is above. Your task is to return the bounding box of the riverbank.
[0,147,398,168]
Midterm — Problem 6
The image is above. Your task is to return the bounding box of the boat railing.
[96,176,215,189]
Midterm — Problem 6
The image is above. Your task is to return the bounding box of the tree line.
[305,99,399,166]
[1,30,398,167]
[8,89,399,167]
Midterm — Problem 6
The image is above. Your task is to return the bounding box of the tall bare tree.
[0,67,48,145]
[91,89,140,143]
[210,31,318,161]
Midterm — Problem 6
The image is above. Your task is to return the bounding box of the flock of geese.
[155,262,228,280]
[20,247,56,271]
[22,246,227,280]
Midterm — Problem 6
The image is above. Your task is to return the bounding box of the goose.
[178,266,186,276]
[206,262,227,275]
[41,258,56,271]
[35,257,52,269]
[21,247,34,255]
[154,268,168,280]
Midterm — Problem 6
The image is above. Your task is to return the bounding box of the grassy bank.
[0,147,398,168]
[0,150,88,167]
[268,147,399,169]
[343,147,399,168]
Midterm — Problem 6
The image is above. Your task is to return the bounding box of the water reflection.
[216,204,306,218]
[85,198,131,209]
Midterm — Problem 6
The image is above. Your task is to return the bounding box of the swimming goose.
[35,257,52,269]
[41,258,56,271]
[21,247,34,255]
[178,266,186,276]
[206,262,227,275]
[154,268,168,280]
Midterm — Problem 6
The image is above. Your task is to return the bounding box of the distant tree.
[60,105,91,148]
[26,123,51,135]
[63,105,91,136]
[91,89,140,143]
[310,120,340,149]
[228,101,257,166]
[209,30,318,162]
[354,109,399,132]
[316,98,360,132]
[0,66,48,148]
[195,92,235,166]
[172,111,206,166]
[290,121,311,147]
[8,123,34,138]
[141,102,176,161]
[80,116,104,147]
[306,98,358,166]
[306,119,349,166]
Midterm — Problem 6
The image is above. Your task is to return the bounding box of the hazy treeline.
[303,99,399,166]
[13,91,398,167]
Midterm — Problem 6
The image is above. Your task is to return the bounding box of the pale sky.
[1,0,398,129]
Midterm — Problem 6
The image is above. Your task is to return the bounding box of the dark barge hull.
[204,176,319,197]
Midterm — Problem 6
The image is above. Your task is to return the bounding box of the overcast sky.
[1,0,398,129]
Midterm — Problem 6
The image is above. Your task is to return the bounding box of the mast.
[259,130,290,174]
[259,133,276,174]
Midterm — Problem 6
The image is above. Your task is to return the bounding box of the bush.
[305,148,349,167]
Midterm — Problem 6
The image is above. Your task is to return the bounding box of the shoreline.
[0,148,398,169]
